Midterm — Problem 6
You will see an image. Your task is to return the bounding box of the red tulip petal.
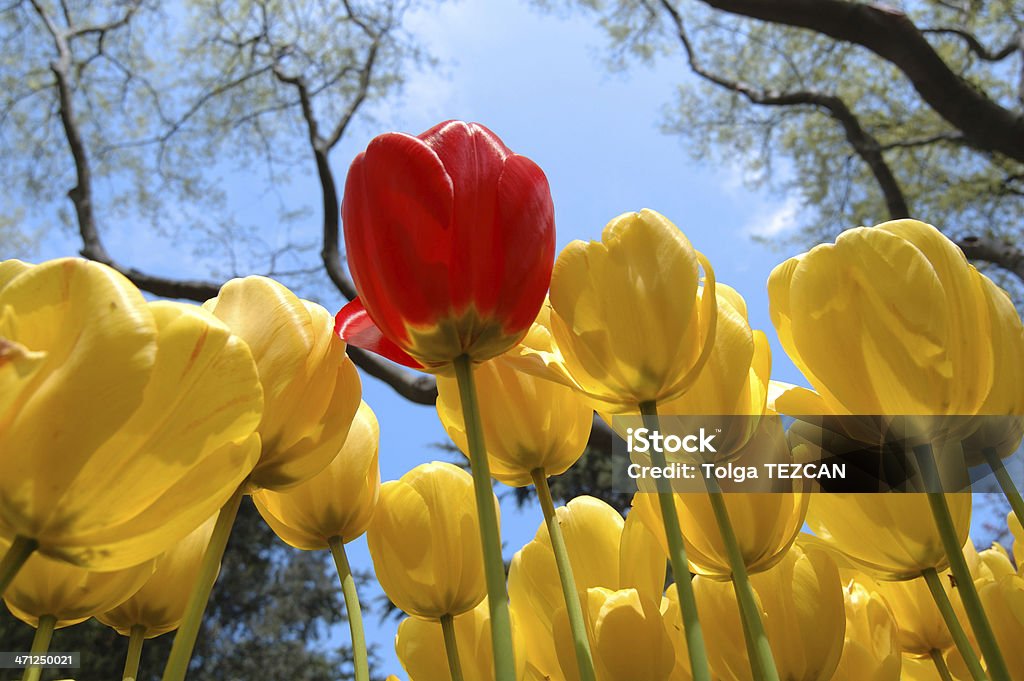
[343,133,455,334]
[335,298,424,370]
[493,153,556,333]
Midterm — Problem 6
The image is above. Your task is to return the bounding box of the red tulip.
[335,120,555,370]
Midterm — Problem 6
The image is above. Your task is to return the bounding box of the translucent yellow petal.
[252,400,380,549]
[97,514,218,637]
[0,259,157,543]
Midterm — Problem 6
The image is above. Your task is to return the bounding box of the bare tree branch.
[957,236,1024,283]
[656,0,911,218]
[30,0,439,405]
[690,0,1024,163]
[921,27,1022,62]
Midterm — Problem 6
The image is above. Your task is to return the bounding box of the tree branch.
[690,0,1024,163]
[35,0,437,405]
[957,236,1024,283]
[656,0,910,218]
[921,27,1021,62]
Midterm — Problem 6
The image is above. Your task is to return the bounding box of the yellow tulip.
[252,401,380,549]
[1,535,154,629]
[805,493,971,580]
[0,258,31,288]
[661,590,693,681]
[367,462,490,619]
[436,355,593,486]
[631,419,808,577]
[0,259,263,570]
[693,541,845,681]
[204,275,361,491]
[768,219,992,417]
[960,276,1024,464]
[1010,512,1022,573]
[831,579,901,681]
[509,496,664,680]
[872,572,956,656]
[553,587,676,681]
[603,285,771,462]
[510,209,716,412]
[947,570,1024,680]
[96,515,217,638]
[900,655,962,681]
[396,599,524,681]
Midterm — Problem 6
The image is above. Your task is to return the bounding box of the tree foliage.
[555,0,1024,296]
[0,502,384,681]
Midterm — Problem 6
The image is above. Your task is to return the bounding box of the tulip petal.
[335,298,424,369]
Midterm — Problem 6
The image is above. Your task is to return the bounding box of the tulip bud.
[252,401,380,549]
[509,497,664,680]
[336,120,555,369]
[367,462,491,619]
[553,587,676,681]
[768,219,992,417]
[603,284,771,459]
[831,579,902,681]
[693,541,845,681]
[204,276,361,491]
[396,599,524,681]
[960,276,1024,465]
[511,209,716,412]
[0,259,263,570]
[96,515,217,637]
[806,493,971,580]
[436,355,593,486]
[870,572,956,656]
[631,418,808,577]
[942,542,1024,679]
[1,535,155,629]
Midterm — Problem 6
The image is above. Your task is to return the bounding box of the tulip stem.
[440,614,465,681]
[161,485,244,681]
[328,536,369,681]
[921,568,987,681]
[983,446,1024,530]
[21,614,55,681]
[702,472,780,681]
[0,535,37,597]
[930,649,955,681]
[639,400,712,681]
[915,443,1010,681]
[123,625,146,681]
[452,354,516,681]
[531,468,598,681]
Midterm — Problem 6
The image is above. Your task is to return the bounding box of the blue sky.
[8,0,1013,677]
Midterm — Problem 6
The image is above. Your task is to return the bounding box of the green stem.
[639,400,712,681]
[21,614,55,681]
[328,536,369,681]
[983,446,1024,531]
[915,443,1009,681]
[930,648,955,681]
[921,568,986,681]
[161,484,244,681]
[440,614,465,681]
[452,354,515,681]
[0,536,38,597]
[123,625,146,681]
[531,468,597,681]
[703,473,780,681]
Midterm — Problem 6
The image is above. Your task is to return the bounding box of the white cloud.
[745,196,801,238]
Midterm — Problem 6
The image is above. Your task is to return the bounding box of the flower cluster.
[1,120,1022,681]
